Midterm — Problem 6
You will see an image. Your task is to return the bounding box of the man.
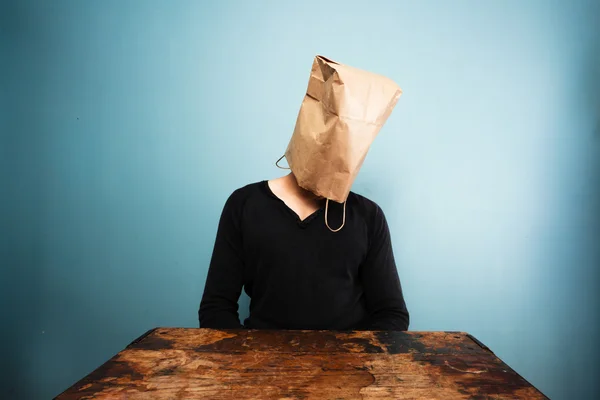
[199,55,409,331]
[199,172,409,330]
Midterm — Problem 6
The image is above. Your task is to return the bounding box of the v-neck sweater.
[199,181,409,331]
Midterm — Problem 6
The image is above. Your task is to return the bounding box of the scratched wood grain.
[55,328,548,400]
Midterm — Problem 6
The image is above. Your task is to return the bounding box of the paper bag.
[284,55,402,203]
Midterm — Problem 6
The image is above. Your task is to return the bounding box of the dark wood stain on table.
[55,328,548,399]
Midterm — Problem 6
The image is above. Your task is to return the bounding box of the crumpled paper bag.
[283,55,402,203]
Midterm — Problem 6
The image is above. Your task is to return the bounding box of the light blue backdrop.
[2,1,599,399]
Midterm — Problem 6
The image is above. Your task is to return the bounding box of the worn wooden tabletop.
[55,328,547,399]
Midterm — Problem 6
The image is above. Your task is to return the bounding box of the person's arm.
[359,205,409,331]
[198,191,245,329]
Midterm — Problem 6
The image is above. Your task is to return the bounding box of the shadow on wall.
[586,12,600,397]
[1,2,43,399]
[562,8,600,399]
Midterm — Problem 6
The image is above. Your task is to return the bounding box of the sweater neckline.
[260,180,324,226]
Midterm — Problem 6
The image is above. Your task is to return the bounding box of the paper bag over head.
[284,55,402,203]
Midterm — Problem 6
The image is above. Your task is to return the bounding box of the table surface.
[55,328,548,399]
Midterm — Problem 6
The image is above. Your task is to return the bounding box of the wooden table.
[55,328,548,399]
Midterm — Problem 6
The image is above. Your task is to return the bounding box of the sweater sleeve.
[359,205,409,331]
[198,190,245,329]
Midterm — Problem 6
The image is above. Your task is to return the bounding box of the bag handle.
[275,154,291,170]
[325,198,346,232]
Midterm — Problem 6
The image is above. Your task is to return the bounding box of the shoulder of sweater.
[230,181,263,197]
[347,191,383,216]
[346,191,388,232]
[223,181,264,209]
[347,192,390,240]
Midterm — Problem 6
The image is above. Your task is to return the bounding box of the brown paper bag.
[283,55,402,204]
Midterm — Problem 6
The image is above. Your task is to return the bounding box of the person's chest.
[240,199,369,282]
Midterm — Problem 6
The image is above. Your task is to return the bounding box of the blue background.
[1,1,599,399]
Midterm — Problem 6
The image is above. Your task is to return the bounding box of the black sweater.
[199,181,409,331]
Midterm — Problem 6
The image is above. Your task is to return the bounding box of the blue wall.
[2,1,599,399]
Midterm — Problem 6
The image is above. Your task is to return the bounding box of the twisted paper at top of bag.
[284,55,402,203]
